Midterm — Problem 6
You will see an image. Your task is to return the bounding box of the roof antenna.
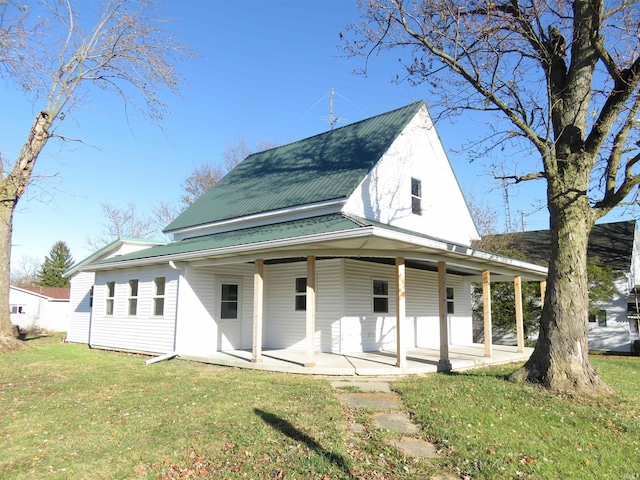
[329,88,339,130]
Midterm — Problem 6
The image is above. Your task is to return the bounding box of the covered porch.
[181,343,534,376]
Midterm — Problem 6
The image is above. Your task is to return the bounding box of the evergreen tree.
[36,241,74,288]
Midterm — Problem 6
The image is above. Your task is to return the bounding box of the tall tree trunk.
[511,153,612,395]
[0,202,13,336]
[0,111,51,337]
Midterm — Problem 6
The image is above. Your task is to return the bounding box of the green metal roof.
[164,101,425,233]
[96,214,368,265]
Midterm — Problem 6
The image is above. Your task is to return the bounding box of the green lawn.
[0,337,432,479]
[1,336,639,479]
[393,355,640,479]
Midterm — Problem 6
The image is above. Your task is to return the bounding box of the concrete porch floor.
[181,343,533,376]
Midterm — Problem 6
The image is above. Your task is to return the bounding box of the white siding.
[91,266,178,354]
[9,288,69,332]
[174,263,254,357]
[67,271,95,343]
[341,259,473,353]
[265,259,343,353]
[343,105,479,246]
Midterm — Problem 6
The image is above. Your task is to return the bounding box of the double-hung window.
[411,177,422,215]
[220,284,239,319]
[106,281,115,315]
[154,277,166,316]
[295,277,307,311]
[128,279,139,316]
[373,279,389,313]
[446,287,455,314]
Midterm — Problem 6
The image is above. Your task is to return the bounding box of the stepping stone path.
[330,377,438,460]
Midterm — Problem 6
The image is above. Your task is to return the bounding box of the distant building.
[484,220,640,352]
[9,285,70,332]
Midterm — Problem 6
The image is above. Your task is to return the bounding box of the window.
[411,177,422,215]
[221,283,239,319]
[10,305,25,314]
[128,279,139,316]
[446,287,455,314]
[106,281,115,315]
[154,277,166,316]
[295,277,307,311]
[589,309,607,327]
[373,279,389,313]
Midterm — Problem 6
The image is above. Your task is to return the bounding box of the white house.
[487,220,640,352]
[9,285,70,332]
[65,102,548,371]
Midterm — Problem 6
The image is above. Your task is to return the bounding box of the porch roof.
[87,213,547,280]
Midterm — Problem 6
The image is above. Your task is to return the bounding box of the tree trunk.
[0,202,13,336]
[510,157,612,395]
[0,111,51,337]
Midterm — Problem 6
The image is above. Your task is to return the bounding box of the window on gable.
[221,283,239,319]
[106,281,115,316]
[373,279,389,313]
[411,177,422,215]
[154,277,166,316]
[295,277,307,311]
[128,279,139,316]
[446,287,455,314]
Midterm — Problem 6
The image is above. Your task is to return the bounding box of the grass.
[2,336,639,479]
[393,356,640,479]
[0,336,436,479]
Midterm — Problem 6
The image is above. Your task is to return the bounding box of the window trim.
[128,279,139,316]
[411,177,422,215]
[106,281,115,316]
[153,277,166,317]
[295,277,307,311]
[219,280,241,320]
[446,286,455,314]
[373,278,389,313]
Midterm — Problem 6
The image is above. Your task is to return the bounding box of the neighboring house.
[65,102,547,369]
[9,285,70,332]
[485,220,640,352]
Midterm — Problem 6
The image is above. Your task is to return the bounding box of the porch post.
[514,275,525,353]
[395,257,406,368]
[252,259,264,363]
[540,280,547,308]
[305,255,316,367]
[438,261,451,368]
[482,270,492,358]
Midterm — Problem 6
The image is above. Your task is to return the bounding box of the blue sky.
[0,0,623,267]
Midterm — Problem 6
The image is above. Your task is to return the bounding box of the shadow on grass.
[254,408,354,478]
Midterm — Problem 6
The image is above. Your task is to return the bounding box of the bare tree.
[343,0,640,395]
[86,202,172,251]
[10,255,40,287]
[181,136,278,206]
[0,0,192,337]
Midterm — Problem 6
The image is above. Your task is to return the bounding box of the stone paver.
[391,437,438,459]
[332,376,439,460]
[330,379,393,393]
[337,392,402,410]
[373,412,419,434]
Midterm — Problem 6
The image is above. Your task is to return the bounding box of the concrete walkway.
[182,343,532,376]
[330,376,439,460]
